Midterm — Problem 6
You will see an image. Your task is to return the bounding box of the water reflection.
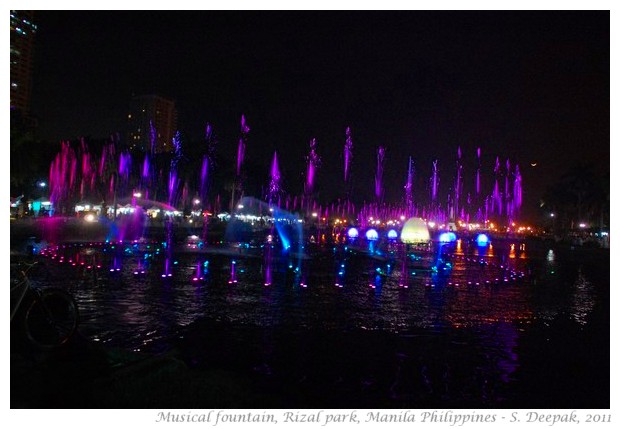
[34,240,599,352]
[27,237,609,407]
[571,268,596,325]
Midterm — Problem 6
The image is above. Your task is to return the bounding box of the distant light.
[550,213,555,217]
[476,233,490,246]
[194,199,201,205]
[133,192,142,198]
[38,181,46,188]
[237,204,244,209]
[387,229,398,239]
[428,221,436,228]
[84,213,96,223]
[579,223,586,228]
[347,227,359,239]
[366,228,379,241]
[312,212,318,218]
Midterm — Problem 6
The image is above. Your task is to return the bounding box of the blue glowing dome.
[439,231,457,243]
[387,229,398,239]
[366,228,379,241]
[347,227,359,239]
[476,233,490,246]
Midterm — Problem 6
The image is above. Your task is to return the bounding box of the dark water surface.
[26,237,609,408]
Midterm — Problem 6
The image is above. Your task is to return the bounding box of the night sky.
[30,11,609,221]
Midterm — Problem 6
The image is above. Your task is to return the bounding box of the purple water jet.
[431,160,439,203]
[404,156,414,216]
[375,146,385,202]
[305,138,321,196]
[344,127,353,184]
[237,115,250,177]
[149,121,157,154]
[268,151,281,205]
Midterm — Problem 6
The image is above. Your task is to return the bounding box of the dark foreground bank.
[11,308,609,409]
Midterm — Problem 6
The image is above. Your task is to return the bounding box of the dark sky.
[30,11,609,221]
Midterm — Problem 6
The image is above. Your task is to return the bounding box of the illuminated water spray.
[453,147,463,220]
[49,142,76,214]
[344,127,353,184]
[149,121,157,155]
[431,160,439,202]
[268,151,281,205]
[168,132,182,207]
[199,123,217,202]
[305,138,321,195]
[231,115,250,212]
[375,146,385,202]
[141,153,150,191]
[162,132,182,278]
[237,115,250,177]
[79,139,94,200]
[492,156,502,215]
[513,164,522,213]
[505,158,511,207]
[404,156,414,215]
[119,150,131,186]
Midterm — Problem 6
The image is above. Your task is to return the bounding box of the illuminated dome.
[365,228,379,241]
[387,229,398,239]
[439,231,457,243]
[400,217,430,244]
[476,233,490,246]
[347,227,359,239]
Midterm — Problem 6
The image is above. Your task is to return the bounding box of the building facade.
[10,10,37,119]
[127,94,177,153]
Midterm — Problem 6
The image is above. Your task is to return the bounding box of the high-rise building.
[10,10,37,118]
[127,94,178,153]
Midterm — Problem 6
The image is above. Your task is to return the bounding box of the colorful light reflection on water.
[29,236,607,407]
[35,238,596,348]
